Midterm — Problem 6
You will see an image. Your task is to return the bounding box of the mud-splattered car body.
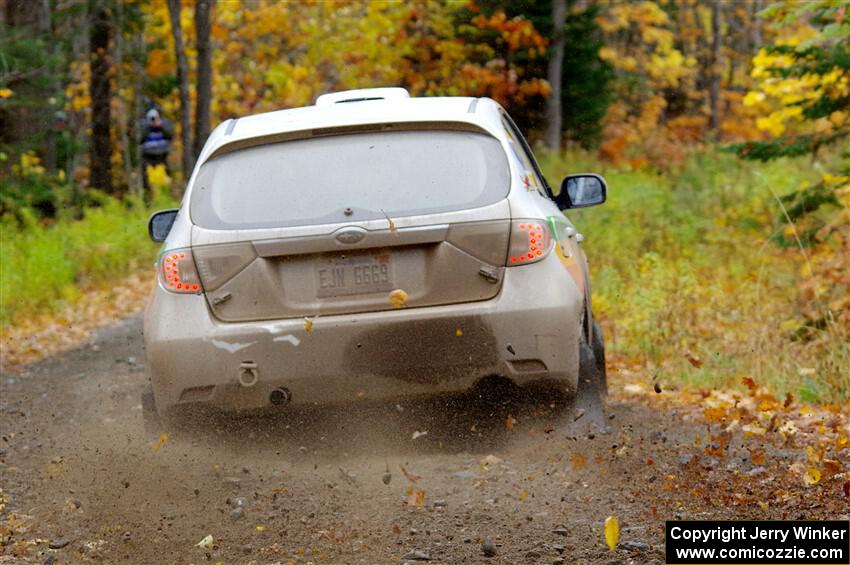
[144,88,607,416]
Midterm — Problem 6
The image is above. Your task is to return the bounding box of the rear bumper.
[144,253,583,413]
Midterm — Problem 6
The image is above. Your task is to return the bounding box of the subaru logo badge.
[335,227,366,244]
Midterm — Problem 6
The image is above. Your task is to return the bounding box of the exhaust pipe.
[238,361,259,387]
[269,387,291,406]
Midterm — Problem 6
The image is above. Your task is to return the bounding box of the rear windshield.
[189,129,510,229]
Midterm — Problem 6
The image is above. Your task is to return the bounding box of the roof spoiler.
[315,87,410,107]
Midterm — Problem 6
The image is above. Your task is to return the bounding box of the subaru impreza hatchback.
[143,88,608,420]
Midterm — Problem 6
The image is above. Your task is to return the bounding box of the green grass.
[0,194,174,326]
[540,149,849,403]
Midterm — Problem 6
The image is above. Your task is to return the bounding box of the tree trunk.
[750,0,763,52]
[114,0,133,193]
[89,0,113,193]
[193,0,214,159]
[708,0,722,135]
[166,0,193,181]
[130,30,146,194]
[544,0,566,151]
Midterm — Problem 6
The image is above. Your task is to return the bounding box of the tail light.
[159,248,203,294]
[508,220,553,265]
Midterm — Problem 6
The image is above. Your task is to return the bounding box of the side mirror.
[556,174,607,210]
[148,209,178,242]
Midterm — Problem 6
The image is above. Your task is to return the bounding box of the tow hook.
[238,361,259,387]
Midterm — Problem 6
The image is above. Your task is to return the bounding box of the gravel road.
[0,315,841,564]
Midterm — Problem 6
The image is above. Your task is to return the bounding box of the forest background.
[0,0,848,402]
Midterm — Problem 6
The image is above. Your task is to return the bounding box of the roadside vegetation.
[543,149,849,403]
[0,159,174,326]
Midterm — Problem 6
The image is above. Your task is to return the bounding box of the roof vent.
[315,88,410,107]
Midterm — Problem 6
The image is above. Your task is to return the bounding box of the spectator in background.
[140,108,174,191]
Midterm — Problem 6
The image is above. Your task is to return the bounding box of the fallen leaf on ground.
[703,407,726,423]
[803,467,821,486]
[480,454,502,468]
[303,318,313,333]
[684,351,703,368]
[405,487,425,507]
[196,534,214,549]
[604,516,620,550]
[400,465,422,483]
[570,452,587,470]
[748,447,766,465]
[153,432,168,450]
[505,414,517,430]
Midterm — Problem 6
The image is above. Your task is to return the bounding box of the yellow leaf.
[803,467,821,486]
[381,209,397,232]
[255,524,267,532]
[388,289,409,308]
[0,88,13,99]
[604,516,620,550]
[154,432,168,450]
[571,452,587,470]
[703,407,726,423]
[303,317,313,333]
[405,487,425,507]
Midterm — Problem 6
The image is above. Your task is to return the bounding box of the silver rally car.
[143,87,608,420]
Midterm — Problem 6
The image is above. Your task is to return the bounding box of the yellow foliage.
[146,164,171,195]
[14,151,46,177]
[146,48,172,78]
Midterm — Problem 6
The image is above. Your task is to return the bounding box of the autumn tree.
[734,0,849,234]
[733,0,849,346]
[544,0,566,150]
[708,0,721,134]
[166,0,192,179]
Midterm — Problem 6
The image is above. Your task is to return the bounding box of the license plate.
[315,253,393,298]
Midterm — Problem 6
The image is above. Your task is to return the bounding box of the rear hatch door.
[189,125,512,322]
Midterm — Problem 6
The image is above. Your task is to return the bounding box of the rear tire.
[590,320,607,396]
[574,319,607,426]
[141,384,163,438]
